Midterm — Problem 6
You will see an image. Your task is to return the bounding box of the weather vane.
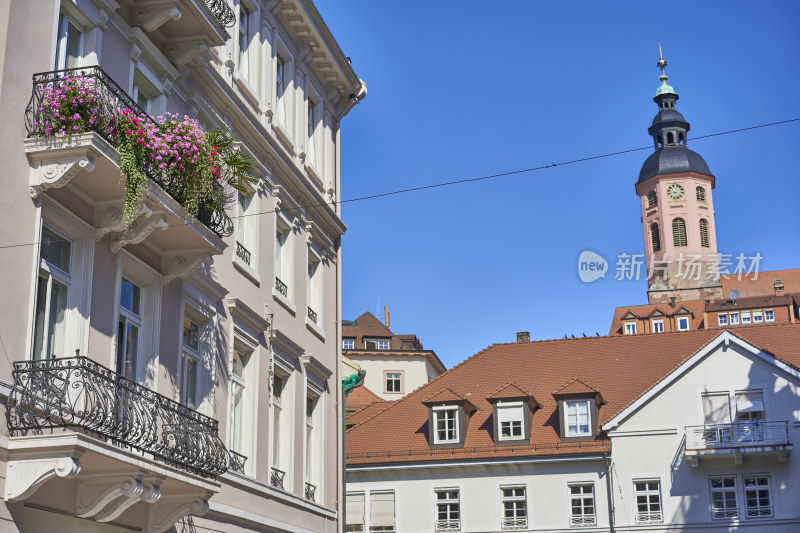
[657,43,668,76]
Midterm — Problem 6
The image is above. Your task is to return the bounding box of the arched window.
[651,223,661,252]
[696,186,706,201]
[657,135,663,147]
[699,219,709,248]
[647,190,657,207]
[679,132,685,144]
[667,132,674,144]
[672,218,687,247]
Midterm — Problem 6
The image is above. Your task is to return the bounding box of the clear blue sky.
[316,1,800,369]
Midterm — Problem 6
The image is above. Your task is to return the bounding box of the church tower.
[636,49,722,304]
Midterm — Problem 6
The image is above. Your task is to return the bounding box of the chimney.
[516,331,530,343]
[775,278,785,297]
[384,306,390,328]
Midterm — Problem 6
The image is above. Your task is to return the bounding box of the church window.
[651,223,661,252]
[672,218,687,247]
[696,187,706,201]
[667,132,674,144]
[699,219,709,248]
[647,191,657,207]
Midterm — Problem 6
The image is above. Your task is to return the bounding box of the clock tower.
[635,50,722,304]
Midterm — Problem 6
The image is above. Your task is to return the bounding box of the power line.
[0,116,797,251]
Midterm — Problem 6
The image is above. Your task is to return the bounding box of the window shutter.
[672,218,687,247]
[647,191,657,207]
[699,219,709,248]
[346,493,365,527]
[735,392,764,414]
[370,491,395,530]
[497,404,523,423]
[651,223,661,252]
[702,394,731,424]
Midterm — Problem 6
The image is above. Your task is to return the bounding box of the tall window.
[647,190,657,207]
[565,400,591,437]
[743,476,772,518]
[276,56,287,127]
[54,14,82,70]
[699,219,710,248]
[116,278,142,380]
[385,372,402,393]
[307,254,321,324]
[238,4,250,79]
[651,319,664,333]
[434,489,460,531]
[500,487,527,530]
[180,315,201,409]
[569,483,596,527]
[32,228,71,360]
[696,186,706,201]
[271,372,286,475]
[132,70,158,115]
[497,403,524,440]
[624,322,637,335]
[710,477,738,519]
[651,223,661,252]
[433,407,459,444]
[370,491,396,533]
[634,480,662,524]
[305,390,320,494]
[307,99,318,167]
[230,349,249,456]
[346,492,365,532]
[672,218,687,247]
[275,223,292,298]
[236,193,256,267]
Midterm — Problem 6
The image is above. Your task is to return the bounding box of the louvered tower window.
[700,219,709,248]
[647,191,657,207]
[651,223,661,252]
[672,218,687,247]
[696,187,706,201]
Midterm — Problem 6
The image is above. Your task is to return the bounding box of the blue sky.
[316,1,800,369]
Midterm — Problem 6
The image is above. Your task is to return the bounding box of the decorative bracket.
[166,40,210,68]
[94,477,163,523]
[96,201,153,241]
[162,253,212,285]
[76,474,143,518]
[135,3,182,33]
[149,494,211,533]
[110,212,168,253]
[29,156,95,199]
[5,455,82,502]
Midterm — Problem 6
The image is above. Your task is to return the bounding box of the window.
[710,477,738,519]
[271,368,289,480]
[672,218,687,247]
[276,55,287,127]
[370,491,396,533]
[741,312,751,324]
[307,98,318,167]
[569,483,596,527]
[718,313,728,326]
[699,219,710,248]
[305,388,321,491]
[230,348,250,457]
[275,221,292,298]
[238,3,250,79]
[651,319,664,333]
[116,278,142,380]
[435,489,460,531]
[765,309,774,322]
[180,315,201,409]
[702,393,732,425]
[624,321,637,335]
[634,480,662,524]
[743,476,772,518]
[729,312,740,325]
[132,70,158,115]
[378,340,390,350]
[346,492,365,532]
[385,372,402,393]
[677,316,690,331]
[565,400,592,437]
[735,391,765,424]
[343,339,355,350]
[501,487,527,530]
[32,227,71,360]
[696,186,706,201]
[753,310,763,323]
[364,339,391,350]
[650,223,661,253]
[433,407,459,444]
[54,13,82,70]
[647,190,657,207]
[307,253,321,324]
[236,192,257,268]
[497,402,524,440]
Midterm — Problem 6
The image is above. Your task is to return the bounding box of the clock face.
[667,184,685,200]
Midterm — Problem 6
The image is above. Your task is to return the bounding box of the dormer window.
[553,379,603,441]
[423,388,476,449]
[487,383,538,445]
[433,406,459,444]
[565,400,592,437]
[364,338,390,350]
[497,402,524,440]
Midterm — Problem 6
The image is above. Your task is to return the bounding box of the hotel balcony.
[684,421,792,467]
[25,66,229,282]
[5,355,229,530]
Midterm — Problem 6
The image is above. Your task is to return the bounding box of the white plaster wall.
[349,356,433,400]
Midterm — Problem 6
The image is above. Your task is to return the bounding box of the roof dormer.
[486,383,541,445]
[422,388,476,449]
[553,379,605,442]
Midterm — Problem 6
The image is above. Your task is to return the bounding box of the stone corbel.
[162,253,212,286]
[5,455,82,502]
[135,3,182,33]
[96,201,153,241]
[110,213,168,253]
[29,156,95,199]
[76,474,143,519]
[167,41,210,68]
[149,494,211,533]
[305,221,314,243]
[272,186,282,210]
[93,477,162,523]
[97,8,110,30]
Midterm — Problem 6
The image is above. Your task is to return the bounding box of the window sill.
[304,160,324,188]
[216,472,336,518]
[305,315,326,341]
[272,288,296,315]
[232,72,260,110]
[272,121,294,153]
[233,256,260,285]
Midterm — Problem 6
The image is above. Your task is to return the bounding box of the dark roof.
[651,108,687,127]
[638,146,713,184]
[706,294,793,312]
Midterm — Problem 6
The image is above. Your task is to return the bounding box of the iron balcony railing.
[344,526,365,533]
[270,466,285,489]
[24,66,233,238]
[203,0,235,27]
[229,450,247,474]
[685,421,790,450]
[746,505,773,518]
[635,511,662,524]
[501,517,527,530]
[6,356,230,478]
[307,306,318,324]
[275,277,288,297]
[305,481,316,502]
[569,515,596,527]
[435,519,460,531]
[235,241,251,266]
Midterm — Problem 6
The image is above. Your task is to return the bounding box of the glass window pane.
[48,278,68,359]
[32,274,49,360]
[65,21,81,69]
[120,278,141,315]
[232,382,244,452]
[186,356,198,409]
[183,317,199,350]
[122,322,138,380]
[40,228,71,272]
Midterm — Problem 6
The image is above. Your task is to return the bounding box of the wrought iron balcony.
[270,466,285,489]
[24,66,233,238]
[229,450,247,474]
[435,519,461,531]
[635,511,662,524]
[235,240,252,266]
[6,356,230,478]
[305,481,316,502]
[307,306,318,324]
[275,276,288,297]
[569,515,596,527]
[204,0,235,27]
[685,421,790,450]
[501,517,527,530]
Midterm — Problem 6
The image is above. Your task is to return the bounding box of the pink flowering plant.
[33,75,111,137]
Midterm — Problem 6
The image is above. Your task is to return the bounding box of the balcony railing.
[435,519,460,531]
[345,526,365,533]
[270,466,285,489]
[204,0,235,27]
[24,66,233,238]
[501,517,528,530]
[635,511,662,524]
[569,515,596,527]
[307,306,318,324]
[229,450,247,474]
[685,421,790,450]
[6,356,230,478]
[235,241,252,266]
[275,277,288,297]
[305,481,316,502]
[746,505,773,518]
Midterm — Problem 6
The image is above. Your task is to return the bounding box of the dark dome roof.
[638,146,712,184]
[651,108,687,126]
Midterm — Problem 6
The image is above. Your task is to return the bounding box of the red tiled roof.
[347,400,394,428]
[553,378,600,396]
[346,385,383,411]
[486,383,532,402]
[422,387,468,405]
[720,268,800,299]
[346,323,800,465]
[609,299,706,335]
[705,294,793,312]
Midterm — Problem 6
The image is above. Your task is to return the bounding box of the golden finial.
[657,43,668,75]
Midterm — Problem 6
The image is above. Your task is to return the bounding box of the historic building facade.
[0,0,364,531]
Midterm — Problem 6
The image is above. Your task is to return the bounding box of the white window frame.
[434,488,460,532]
[710,476,738,519]
[305,381,323,496]
[307,248,322,325]
[235,188,259,273]
[568,483,596,527]
[271,356,293,483]
[677,316,690,331]
[377,340,390,350]
[32,226,73,362]
[433,406,459,444]
[624,321,637,335]
[385,372,402,393]
[274,47,292,132]
[179,313,203,410]
[633,479,662,524]
[229,338,255,464]
[54,12,83,70]
[651,319,664,333]
[342,339,355,350]
[497,402,525,441]
[274,215,294,301]
[717,313,728,326]
[306,95,319,169]
[500,485,527,530]
[743,475,772,519]
[346,491,366,533]
[565,400,592,437]
[753,310,763,323]
[764,309,774,322]
[116,277,143,381]
[741,312,751,324]
[237,2,251,80]
[729,312,740,325]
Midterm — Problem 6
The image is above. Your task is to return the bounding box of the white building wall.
[348,355,433,400]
